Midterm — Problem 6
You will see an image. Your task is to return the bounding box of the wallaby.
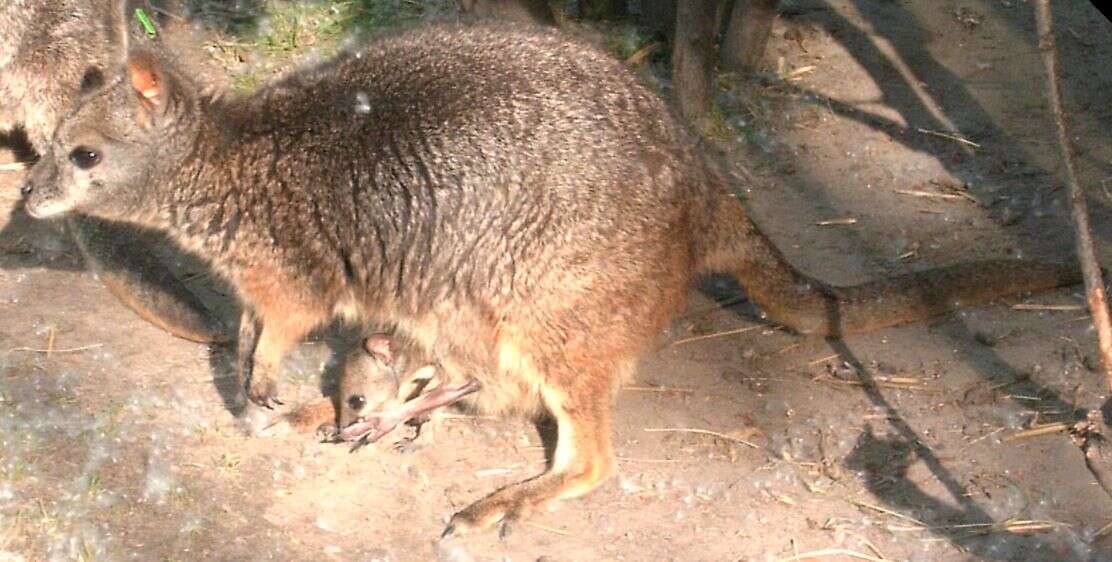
[22,23,1081,536]
[0,0,226,343]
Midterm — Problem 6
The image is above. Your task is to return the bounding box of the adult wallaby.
[22,23,1080,535]
[0,0,226,343]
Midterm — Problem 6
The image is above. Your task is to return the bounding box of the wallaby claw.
[246,378,282,409]
[442,490,533,539]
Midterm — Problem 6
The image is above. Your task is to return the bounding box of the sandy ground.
[2,1,1112,560]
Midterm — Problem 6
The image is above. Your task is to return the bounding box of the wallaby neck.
[155,110,254,262]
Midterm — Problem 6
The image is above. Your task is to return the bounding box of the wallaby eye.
[347,395,366,411]
[69,147,101,170]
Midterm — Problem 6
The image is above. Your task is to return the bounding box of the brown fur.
[23,24,1082,535]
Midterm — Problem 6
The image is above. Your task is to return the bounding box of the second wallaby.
[0,0,226,343]
[23,24,1080,535]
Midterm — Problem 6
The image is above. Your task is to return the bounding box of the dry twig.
[894,189,966,201]
[814,218,857,226]
[773,548,885,562]
[7,344,103,354]
[624,42,661,66]
[1004,422,1071,441]
[671,325,760,346]
[915,128,981,148]
[1011,303,1087,312]
[622,385,694,394]
[644,427,758,449]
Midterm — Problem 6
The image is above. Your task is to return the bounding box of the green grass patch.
[188,0,455,93]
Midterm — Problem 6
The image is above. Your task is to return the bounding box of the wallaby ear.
[106,0,131,57]
[128,51,166,111]
[363,334,394,364]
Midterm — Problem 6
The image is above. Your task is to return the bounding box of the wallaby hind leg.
[444,360,618,537]
[68,215,228,343]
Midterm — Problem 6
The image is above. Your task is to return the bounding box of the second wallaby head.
[22,48,202,222]
[338,334,439,431]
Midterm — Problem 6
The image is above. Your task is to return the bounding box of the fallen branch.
[1035,0,1112,501]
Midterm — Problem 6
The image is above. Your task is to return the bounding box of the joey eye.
[69,147,101,170]
[347,395,366,411]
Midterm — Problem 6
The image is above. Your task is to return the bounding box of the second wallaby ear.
[363,334,394,364]
[128,51,165,110]
[106,0,130,56]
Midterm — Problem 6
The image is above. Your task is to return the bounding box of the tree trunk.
[721,0,779,74]
[673,1,719,124]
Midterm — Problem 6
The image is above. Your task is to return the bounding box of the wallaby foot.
[246,366,282,409]
[443,382,616,538]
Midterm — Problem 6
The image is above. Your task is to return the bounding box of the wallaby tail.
[68,216,229,344]
[695,190,1083,337]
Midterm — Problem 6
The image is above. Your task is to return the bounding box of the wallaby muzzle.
[21,159,69,219]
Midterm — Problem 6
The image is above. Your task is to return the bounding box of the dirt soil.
[3,1,1112,561]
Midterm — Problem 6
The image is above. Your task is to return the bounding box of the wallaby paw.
[442,488,541,540]
[246,376,282,409]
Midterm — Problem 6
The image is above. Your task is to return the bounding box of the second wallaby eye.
[69,147,101,170]
[79,68,104,93]
[347,395,366,411]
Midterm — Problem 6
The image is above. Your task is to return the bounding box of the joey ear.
[398,365,438,399]
[407,365,437,383]
[363,334,394,364]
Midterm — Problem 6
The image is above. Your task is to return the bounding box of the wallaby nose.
[20,181,33,197]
